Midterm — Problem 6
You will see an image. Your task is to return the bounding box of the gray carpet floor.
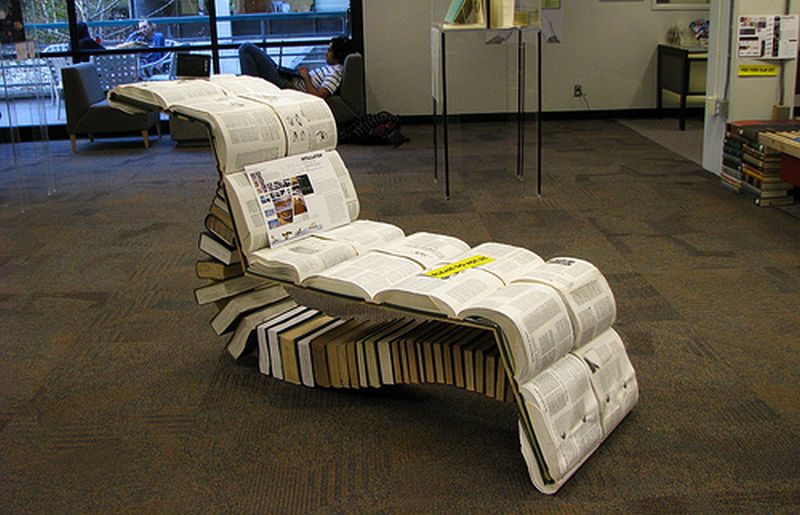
[1,119,799,512]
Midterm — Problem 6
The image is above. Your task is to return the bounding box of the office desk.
[657,44,707,131]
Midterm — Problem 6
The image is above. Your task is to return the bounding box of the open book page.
[372,232,470,268]
[373,242,544,317]
[249,235,358,283]
[171,96,287,175]
[303,251,424,301]
[108,79,230,113]
[458,283,574,383]
[242,89,338,156]
[223,150,356,255]
[519,354,604,482]
[373,268,503,317]
[243,151,352,247]
[515,257,616,347]
[322,150,359,221]
[295,231,473,304]
[316,220,405,253]
[208,74,282,95]
[572,328,638,435]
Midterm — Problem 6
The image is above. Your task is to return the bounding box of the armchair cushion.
[326,52,365,125]
[62,62,159,140]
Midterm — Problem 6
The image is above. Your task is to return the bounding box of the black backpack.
[339,111,409,147]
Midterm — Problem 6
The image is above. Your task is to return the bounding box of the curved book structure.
[110,77,639,494]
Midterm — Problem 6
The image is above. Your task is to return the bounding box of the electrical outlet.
[715,98,728,117]
[573,84,583,97]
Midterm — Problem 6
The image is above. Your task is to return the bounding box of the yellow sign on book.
[738,64,779,77]
[424,255,496,279]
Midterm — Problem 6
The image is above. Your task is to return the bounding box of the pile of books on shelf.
[193,186,515,401]
[443,0,541,29]
[722,119,800,206]
[194,185,293,357]
[255,313,515,400]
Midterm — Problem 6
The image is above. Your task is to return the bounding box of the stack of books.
[254,312,514,401]
[194,186,296,358]
[193,186,517,399]
[722,120,800,206]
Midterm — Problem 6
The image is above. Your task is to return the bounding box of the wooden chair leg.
[142,130,150,149]
[69,134,77,153]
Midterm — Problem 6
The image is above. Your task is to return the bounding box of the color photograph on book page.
[245,152,350,248]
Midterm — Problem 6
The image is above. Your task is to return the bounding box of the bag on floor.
[339,111,409,147]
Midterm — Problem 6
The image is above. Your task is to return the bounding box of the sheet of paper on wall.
[738,15,799,59]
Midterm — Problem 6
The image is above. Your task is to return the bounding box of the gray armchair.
[326,52,365,125]
[62,62,160,152]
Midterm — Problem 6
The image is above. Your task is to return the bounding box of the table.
[431,25,542,199]
[657,44,707,131]
[759,130,800,187]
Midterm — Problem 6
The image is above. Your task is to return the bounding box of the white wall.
[363,0,716,115]
[702,0,799,175]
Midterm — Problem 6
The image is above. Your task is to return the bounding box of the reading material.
[108,75,337,175]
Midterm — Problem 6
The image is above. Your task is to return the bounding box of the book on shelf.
[205,212,236,247]
[108,74,337,175]
[227,298,298,359]
[727,119,800,142]
[312,319,365,388]
[211,284,290,335]
[266,309,325,379]
[489,0,514,28]
[195,259,243,281]
[279,314,339,385]
[209,199,233,229]
[361,319,405,387]
[377,320,426,386]
[193,274,269,305]
[198,231,240,266]
[255,305,312,371]
[298,318,351,387]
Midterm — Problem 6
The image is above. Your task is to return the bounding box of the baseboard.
[400,108,704,125]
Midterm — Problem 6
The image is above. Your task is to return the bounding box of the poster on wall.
[0,0,26,44]
[737,15,798,59]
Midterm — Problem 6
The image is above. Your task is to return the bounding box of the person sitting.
[75,21,104,63]
[123,19,165,67]
[238,36,355,99]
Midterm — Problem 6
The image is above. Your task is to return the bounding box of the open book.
[223,149,475,286]
[108,75,337,175]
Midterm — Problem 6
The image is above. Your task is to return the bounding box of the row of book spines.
[267,317,514,402]
[739,181,795,205]
[725,120,800,143]
[197,185,241,281]
[205,185,236,248]
[741,164,793,185]
[724,132,777,155]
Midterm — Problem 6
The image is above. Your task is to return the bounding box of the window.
[1,0,361,127]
